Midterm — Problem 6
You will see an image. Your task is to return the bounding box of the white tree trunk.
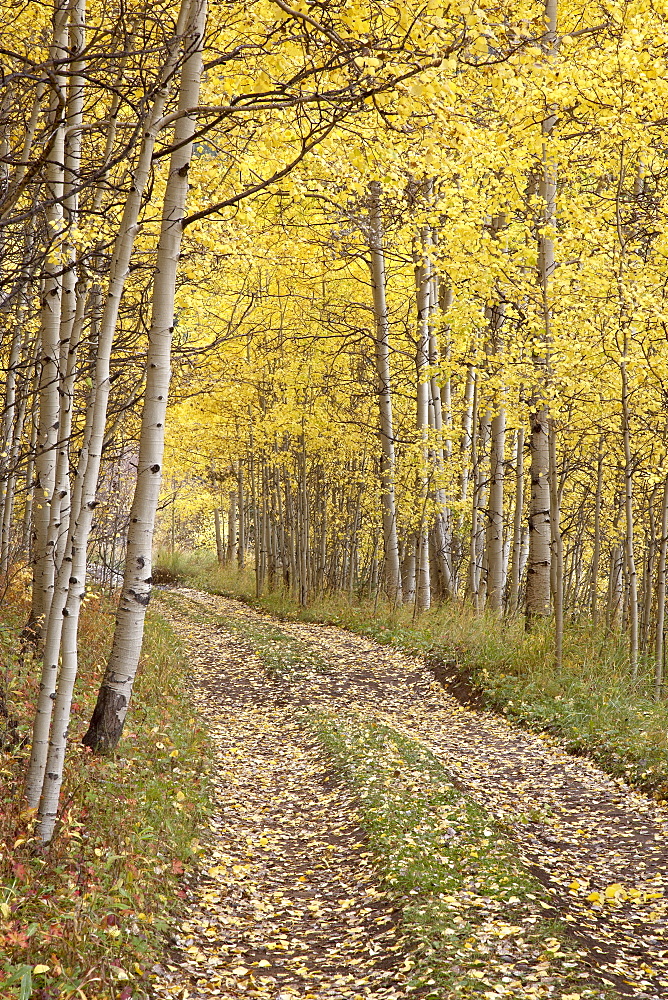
[548,419,564,666]
[655,476,668,699]
[487,403,506,614]
[508,426,525,613]
[414,234,431,612]
[621,355,639,677]
[0,325,24,573]
[214,507,225,564]
[81,0,207,755]
[429,278,454,599]
[28,0,69,638]
[227,492,238,562]
[590,439,604,625]
[368,181,402,605]
[238,463,246,567]
[526,409,551,618]
[526,0,557,625]
[27,0,194,812]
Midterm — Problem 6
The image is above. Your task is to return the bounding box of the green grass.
[312,713,610,999]
[157,587,327,679]
[159,547,668,801]
[0,580,213,999]
[214,615,327,678]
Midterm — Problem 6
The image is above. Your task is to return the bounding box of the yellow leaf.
[604,883,626,900]
[587,891,601,903]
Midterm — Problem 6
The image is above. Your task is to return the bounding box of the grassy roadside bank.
[0,579,212,999]
[155,549,668,802]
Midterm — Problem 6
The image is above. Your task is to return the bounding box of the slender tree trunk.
[621,355,639,678]
[484,215,507,614]
[475,411,490,609]
[368,181,401,604]
[237,462,246,568]
[641,484,660,653]
[526,409,551,621]
[414,232,431,612]
[27,0,69,640]
[214,508,224,564]
[607,541,624,629]
[487,402,505,614]
[508,426,525,613]
[21,380,39,555]
[80,0,207,757]
[429,279,454,599]
[402,538,416,605]
[0,327,30,574]
[227,491,237,563]
[468,377,482,609]
[591,439,604,626]
[526,0,557,627]
[455,363,475,582]
[548,419,564,667]
[655,476,668,699]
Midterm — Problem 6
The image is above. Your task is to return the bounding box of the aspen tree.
[43,0,87,588]
[26,0,196,810]
[227,492,238,562]
[0,327,33,574]
[526,0,558,625]
[82,0,208,753]
[429,278,454,600]
[368,181,402,605]
[28,0,69,640]
[590,439,604,625]
[641,482,660,654]
[621,344,639,677]
[655,477,668,699]
[485,214,507,615]
[487,399,506,614]
[549,420,564,666]
[214,507,224,564]
[508,426,525,613]
[414,227,431,612]
[237,463,246,567]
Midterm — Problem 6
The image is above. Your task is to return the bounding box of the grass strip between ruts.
[311,712,612,1000]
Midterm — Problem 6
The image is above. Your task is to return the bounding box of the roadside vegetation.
[155,548,668,802]
[0,576,212,1000]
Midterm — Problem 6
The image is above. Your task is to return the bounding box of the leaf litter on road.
[150,588,668,999]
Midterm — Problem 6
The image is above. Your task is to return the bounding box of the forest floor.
[150,588,668,1000]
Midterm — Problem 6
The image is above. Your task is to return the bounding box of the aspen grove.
[1,0,668,849]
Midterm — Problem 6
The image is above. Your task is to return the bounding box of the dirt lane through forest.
[150,589,668,1000]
